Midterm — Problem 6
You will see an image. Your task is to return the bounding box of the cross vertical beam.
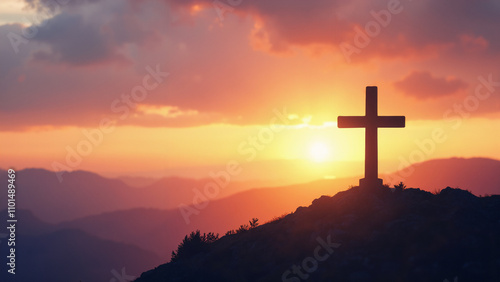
[365,86,378,184]
[337,86,405,188]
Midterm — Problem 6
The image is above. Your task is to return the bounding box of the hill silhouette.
[135,186,500,282]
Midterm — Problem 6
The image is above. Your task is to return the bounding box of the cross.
[338,86,405,188]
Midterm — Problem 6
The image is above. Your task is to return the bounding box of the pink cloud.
[167,0,500,61]
[394,71,468,100]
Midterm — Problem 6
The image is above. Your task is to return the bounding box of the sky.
[1,0,499,182]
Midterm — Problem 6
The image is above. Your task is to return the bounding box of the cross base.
[359,178,384,188]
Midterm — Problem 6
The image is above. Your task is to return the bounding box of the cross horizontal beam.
[338,116,405,128]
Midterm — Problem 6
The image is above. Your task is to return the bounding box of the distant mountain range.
[385,157,500,195]
[0,210,161,282]
[0,169,256,223]
[1,157,498,224]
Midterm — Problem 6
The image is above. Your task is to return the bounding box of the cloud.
[394,71,468,100]
[1,0,500,131]
[167,0,500,62]
[32,13,128,65]
[20,0,164,66]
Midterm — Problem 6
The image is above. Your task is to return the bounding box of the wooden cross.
[338,86,405,188]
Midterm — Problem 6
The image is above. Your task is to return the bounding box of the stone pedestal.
[359,178,383,188]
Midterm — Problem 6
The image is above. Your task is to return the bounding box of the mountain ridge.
[1,157,498,223]
[386,157,500,195]
[0,169,262,223]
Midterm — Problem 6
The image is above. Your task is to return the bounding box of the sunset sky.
[1,0,499,182]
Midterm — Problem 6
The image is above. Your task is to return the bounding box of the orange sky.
[1,0,499,182]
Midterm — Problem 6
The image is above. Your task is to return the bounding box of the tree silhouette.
[249,217,259,228]
[225,218,260,235]
[171,230,219,262]
[394,181,406,192]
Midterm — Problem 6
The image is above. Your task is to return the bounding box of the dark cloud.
[23,0,104,12]
[31,13,127,65]
[20,0,163,66]
[0,25,30,80]
[394,71,468,100]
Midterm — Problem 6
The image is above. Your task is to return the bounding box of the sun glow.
[190,4,203,15]
[309,141,330,163]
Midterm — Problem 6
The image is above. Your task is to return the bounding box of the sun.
[309,141,330,163]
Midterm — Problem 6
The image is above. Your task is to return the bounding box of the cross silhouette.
[338,86,405,188]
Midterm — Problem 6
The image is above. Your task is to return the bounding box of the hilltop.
[135,185,500,282]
